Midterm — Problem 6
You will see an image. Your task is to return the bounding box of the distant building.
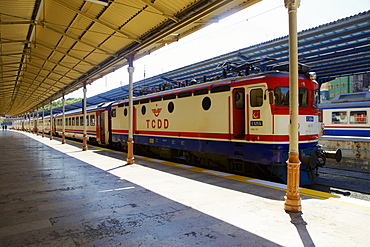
[325,72,370,100]
[353,73,370,92]
[328,76,352,100]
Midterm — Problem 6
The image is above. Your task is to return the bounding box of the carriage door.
[232,88,246,138]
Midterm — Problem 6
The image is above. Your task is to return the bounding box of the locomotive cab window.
[250,88,263,107]
[274,86,309,107]
[111,109,116,118]
[90,115,95,126]
[299,88,308,107]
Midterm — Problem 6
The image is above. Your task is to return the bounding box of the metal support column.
[42,107,45,137]
[127,54,135,164]
[50,101,53,140]
[36,110,39,135]
[82,83,88,151]
[32,111,35,134]
[284,0,302,212]
[62,94,66,144]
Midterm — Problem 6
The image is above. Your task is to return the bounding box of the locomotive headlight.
[308,72,317,80]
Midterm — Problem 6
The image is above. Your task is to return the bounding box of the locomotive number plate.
[251,121,263,126]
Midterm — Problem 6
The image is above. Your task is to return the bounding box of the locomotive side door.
[246,85,271,140]
[100,111,106,143]
[232,88,246,139]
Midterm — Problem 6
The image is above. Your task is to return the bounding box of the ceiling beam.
[52,0,141,43]
[139,0,180,22]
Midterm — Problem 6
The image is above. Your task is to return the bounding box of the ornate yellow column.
[284,0,302,212]
[126,54,135,164]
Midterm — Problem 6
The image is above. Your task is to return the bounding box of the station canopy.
[0,0,262,116]
[43,10,370,117]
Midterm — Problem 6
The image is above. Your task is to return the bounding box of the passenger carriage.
[319,92,370,137]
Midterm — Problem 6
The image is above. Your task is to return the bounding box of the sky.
[66,0,370,99]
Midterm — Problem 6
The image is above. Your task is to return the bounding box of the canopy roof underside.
[0,0,262,116]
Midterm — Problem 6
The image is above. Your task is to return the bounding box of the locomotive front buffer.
[301,147,342,173]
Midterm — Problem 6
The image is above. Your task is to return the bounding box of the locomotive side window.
[274,86,309,107]
[274,87,289,106]
[141,105,146,115]
[124,108,128,117]
[250,89,263,107]
[350,111,367,124]
[202,97,211,110]
[168,102,174,113]
[332,111,347,124]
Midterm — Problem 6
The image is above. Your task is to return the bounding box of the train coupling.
[320,148,342,162]
[300,147,342,170]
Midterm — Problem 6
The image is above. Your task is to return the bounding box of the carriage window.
[86,115,89,126]
[250,88,263,107]
[76,117,79,126]
[332,111,347,124]
[72,117,75,126]
[80,116,84,126]
[350,111,367,124]
[90,115,95,126]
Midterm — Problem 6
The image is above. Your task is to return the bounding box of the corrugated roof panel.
[2,0,269,115]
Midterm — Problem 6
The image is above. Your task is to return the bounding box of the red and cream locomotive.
[15,63,341,185]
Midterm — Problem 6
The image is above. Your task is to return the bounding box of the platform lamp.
[284,0,302,212]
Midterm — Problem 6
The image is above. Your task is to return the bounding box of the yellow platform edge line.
[78,147,362,204]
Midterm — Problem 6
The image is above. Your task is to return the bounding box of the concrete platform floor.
[1,130,369,247]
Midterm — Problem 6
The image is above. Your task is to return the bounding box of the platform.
[1,130,369,246]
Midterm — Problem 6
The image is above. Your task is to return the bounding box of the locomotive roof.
[112,70,313,106]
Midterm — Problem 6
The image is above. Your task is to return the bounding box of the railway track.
[307,165,370,201]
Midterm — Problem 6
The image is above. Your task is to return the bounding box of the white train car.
[319,92,370,137]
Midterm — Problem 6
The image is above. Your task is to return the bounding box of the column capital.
[284,0,300,9]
